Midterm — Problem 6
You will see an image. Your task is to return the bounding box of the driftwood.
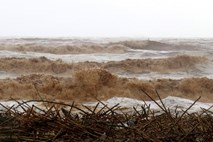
[0,91,212,142]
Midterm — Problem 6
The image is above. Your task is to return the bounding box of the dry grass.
[0,94,212,141]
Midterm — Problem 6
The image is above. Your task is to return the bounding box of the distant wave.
[0,39,203,54]
[103,55,206,73]
[117,40,171,50]
[0,42,129,54]
[0,55,206,75]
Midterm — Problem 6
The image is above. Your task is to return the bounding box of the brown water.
[0,69,212,103]
[0,38,212,102]
[0,55,207,76]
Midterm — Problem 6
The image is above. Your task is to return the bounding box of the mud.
[0,69,212,103]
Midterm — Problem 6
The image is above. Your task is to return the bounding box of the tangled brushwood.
[0,95,212,142]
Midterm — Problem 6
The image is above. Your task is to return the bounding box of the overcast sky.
[0,0,212,37]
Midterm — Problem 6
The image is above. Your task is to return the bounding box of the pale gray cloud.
[0,0,212,37]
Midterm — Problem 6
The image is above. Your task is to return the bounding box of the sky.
[0,0,212,38]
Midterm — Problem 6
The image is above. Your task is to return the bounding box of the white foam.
[0,50,171,63]
[0,96,212,114]
[84,96,213,113]
[0,71,17,79]
[0,100,44,112]
[118,72,213,80]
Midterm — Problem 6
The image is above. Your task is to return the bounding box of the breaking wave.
[117,40,172,50]
[0,69,212,103]
[0,39,203,54]
[0,42,129,54]
[0,55,206,75]
[103,55,206,73]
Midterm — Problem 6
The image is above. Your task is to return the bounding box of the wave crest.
[0,55,206,75]
[0,69,212,103]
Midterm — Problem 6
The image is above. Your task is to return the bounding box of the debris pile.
[0,94,212,141]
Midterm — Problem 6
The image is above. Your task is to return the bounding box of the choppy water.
[0,38,213,80]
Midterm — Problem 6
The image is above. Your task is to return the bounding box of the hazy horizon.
[0,0,212,38]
